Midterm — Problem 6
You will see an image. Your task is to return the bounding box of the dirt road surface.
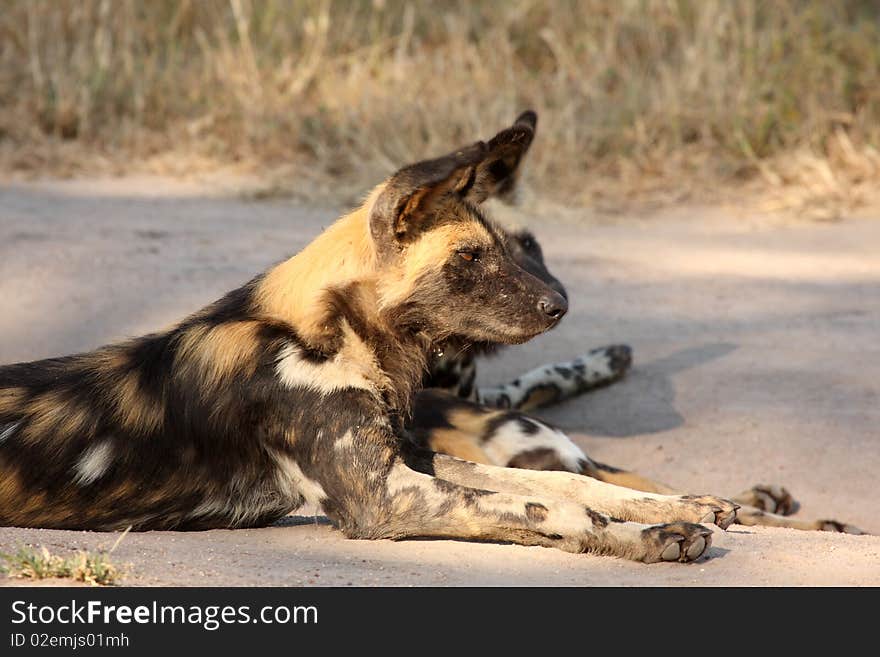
[1,178,878,586]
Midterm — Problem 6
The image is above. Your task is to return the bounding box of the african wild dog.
[0,112,744,563]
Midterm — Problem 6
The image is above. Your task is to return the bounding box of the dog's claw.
[819,520,865,535]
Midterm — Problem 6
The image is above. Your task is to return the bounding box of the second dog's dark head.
[505,228,567,303]
[370,112,567,345]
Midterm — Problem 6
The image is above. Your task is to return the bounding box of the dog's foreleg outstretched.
[406,451,738,529]
[338,458,714,564]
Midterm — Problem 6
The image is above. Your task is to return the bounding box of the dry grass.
[1,546,123,586]
[2,0,880,217]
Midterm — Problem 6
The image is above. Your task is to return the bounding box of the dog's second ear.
[473,110,537,203]
[448,110,537,204]
[370,111,537,250]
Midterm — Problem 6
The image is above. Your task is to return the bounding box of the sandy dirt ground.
[0,177,878,586]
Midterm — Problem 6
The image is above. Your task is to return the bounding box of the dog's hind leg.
[476,344,633,411]
[578,459,678,495]
[581,461,865,534]
[731,506,864,533]
[340,459,714,563]
[581,464,792,515]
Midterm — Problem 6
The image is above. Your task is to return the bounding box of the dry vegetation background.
[2,0,880,216]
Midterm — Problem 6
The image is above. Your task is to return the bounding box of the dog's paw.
[564,344,632,394]
[734,484,797,516]
[588,344,632,379]
[641,522,713,563]
[817,520,865,535]
[679,495,739,529]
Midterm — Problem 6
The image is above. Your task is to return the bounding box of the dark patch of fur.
[322,283,432,417]
[507,447,568,472]
[407,390,489,449]
[515,416,541,436]
[586,508,609,530]
[524,502,549,523]
[479,413,516,444]
[592,460,624,474]
[521,383,563,409]
[434,478,494,504]
[554,366,573,380]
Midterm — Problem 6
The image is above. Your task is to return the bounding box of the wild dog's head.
[371,111,567,345]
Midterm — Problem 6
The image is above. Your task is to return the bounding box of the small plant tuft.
[1,546,123,586]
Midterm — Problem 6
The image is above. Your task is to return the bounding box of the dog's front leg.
[418,452,739,528]
[336,459,713,563]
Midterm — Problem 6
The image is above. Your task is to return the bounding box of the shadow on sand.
[535,342,739,437]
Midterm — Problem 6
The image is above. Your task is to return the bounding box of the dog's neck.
[255,193,381,341]
[323,281,433,415]
[254,190,435,415]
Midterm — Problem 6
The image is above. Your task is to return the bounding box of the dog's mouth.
[479,319,562,345]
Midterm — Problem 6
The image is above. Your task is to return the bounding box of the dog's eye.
[458,250,479,262]
[517,232,537,251]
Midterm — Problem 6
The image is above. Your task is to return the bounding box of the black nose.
[538,294,567,320]
[551,279,568,302]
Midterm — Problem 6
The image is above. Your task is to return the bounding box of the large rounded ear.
[472,110,538,204]
[370,111,537,250]
[370,140,487,249]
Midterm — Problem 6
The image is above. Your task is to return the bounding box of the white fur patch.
[0,421,20,444]
[275,342,375,395]
[518,353,613,394]
[478,349,617,408]
[274,453,327,506]
[74,440,114,485]
[572,350,616,381]
[334,429,355,450]
[482,418,585,472]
